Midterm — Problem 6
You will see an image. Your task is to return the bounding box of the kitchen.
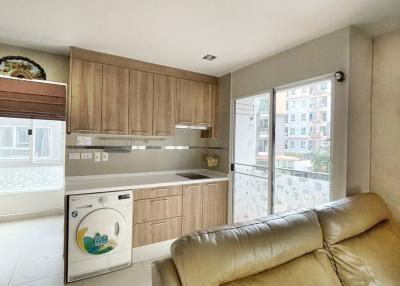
[0,42,230,286]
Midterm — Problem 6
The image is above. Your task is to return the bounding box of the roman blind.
[0,76,67,120]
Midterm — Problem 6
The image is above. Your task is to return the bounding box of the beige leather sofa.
[152,193,400,286]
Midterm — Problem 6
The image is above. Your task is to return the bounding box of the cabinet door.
[129,70,153,135]
[101,65,129,135]
[69,59,102,133]
[176,79,196,125]
[153,74,176,136]
[182,184,203,235]
[201,84,218,138]
[195,82,213,126]
[133,195,182,224]
[133,217,182,247]
[202,181,228,229]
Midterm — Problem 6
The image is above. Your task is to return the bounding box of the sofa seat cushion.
[326,221,400,286]
[222,250,341,286]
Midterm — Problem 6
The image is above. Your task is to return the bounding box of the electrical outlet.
[68,153,81,160]
[81,152,93,160]
[94,152,101,162]
[102,152,109,162]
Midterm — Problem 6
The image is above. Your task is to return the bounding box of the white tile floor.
[0,215,155,286]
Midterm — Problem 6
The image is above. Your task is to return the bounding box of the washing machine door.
[76,208,126,255]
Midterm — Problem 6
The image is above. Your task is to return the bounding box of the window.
[308,140,313,150]
[322,111,327,122]
[320,126,328,136]
[289,141,295,148]
[257,138,268,153]
[301,113,306,121]
[0,117,65,193]
[258,119,269,133]
[301,127,306,135]
[301,141,306,149]
[320,96,327,107]
[290,127,295,135]
[290,114,295,121]
[309,112,316,122]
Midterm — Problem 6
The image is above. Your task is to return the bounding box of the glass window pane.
[274,79,331,213]
[0,127,13,147]
[234,93,270,222]
[34,127,52,158]
[16,127,29,148]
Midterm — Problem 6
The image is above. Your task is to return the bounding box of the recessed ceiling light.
[202,54,217,61]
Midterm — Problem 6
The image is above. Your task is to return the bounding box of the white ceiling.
[1,0,400,76]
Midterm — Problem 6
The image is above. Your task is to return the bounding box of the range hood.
[175,124,211,130]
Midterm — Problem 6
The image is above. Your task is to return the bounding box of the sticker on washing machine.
[77,227,117,255]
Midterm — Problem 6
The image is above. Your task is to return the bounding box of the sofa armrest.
[152,257,182,286]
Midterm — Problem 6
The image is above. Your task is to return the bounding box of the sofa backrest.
[315,193,400,285]
[170,210,338,286]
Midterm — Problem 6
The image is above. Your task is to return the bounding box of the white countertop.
[65,169,229,195]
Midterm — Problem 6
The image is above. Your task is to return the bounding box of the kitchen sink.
[176,173,210,180]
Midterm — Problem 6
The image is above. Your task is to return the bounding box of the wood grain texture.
[201,84,219,138]
[101,65,129,135]
[69,59,102,132]
[134,185,182,200]
[129,70,154,135]
[133,195,182,224]
[195,82,213,126]
[176,78,196,125]
[153,74,176,136]
[202,181,228,229]
[71,47,218,85]
[133,217,182,247]
[182,184,203,235]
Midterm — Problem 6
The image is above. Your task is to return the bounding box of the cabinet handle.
[150,198,168,203]
[154,132,171,136]
[74,129,96,132]
[198,122,211,125]
[179,121,193,125]
[151,221,168,226]
[152,188,169,192]
[105,130,124,134]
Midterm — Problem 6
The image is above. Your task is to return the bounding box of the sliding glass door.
[232,92,270,222]
[232,77,333,222]
[273,79,332,213]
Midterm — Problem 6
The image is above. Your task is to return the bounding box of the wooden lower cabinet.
[133,195,182,224]
[202,181,228,229]
[182,184,203,234]
[133,180,228,247]
[133,217,181,247]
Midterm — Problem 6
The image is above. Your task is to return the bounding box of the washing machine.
[67,190,133,283]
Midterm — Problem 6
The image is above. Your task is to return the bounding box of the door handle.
[114,222,120,236]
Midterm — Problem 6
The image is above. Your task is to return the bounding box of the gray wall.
[371,30,400,221]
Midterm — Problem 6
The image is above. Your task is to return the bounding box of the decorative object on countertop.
[205,155,219,168]
[0,56,46,80]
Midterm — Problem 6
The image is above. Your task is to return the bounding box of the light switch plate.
[81,152,93,160]
[76,136,92,146]
[94,152,101,162]
[68,153,81,160]
[102,152,109,161]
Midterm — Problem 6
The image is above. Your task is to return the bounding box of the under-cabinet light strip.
[66,145,226,150]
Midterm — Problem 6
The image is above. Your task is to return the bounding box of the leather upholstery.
[316,193,400,286]
[170,210,339,286]
[222,250,341,286]
[315,193,391,245]
[152,193,399,286]
[152,258,182,286]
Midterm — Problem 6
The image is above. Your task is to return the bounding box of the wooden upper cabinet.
[202,181,228,229]
[129,70,154,135]
[153,74,176,136]
[101,65,129,135]
[176,79,196,125]
[195,83,213,126]
[69,59,102,133]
